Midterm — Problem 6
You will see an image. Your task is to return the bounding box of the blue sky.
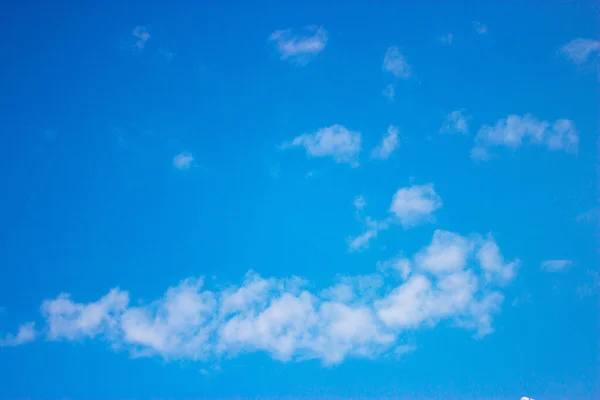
[0,1,598,399]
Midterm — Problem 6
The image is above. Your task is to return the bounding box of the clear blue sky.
[0,1,598,399]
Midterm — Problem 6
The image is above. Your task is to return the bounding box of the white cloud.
[383,46,411,78]
[560,38,600,65]
[476,235,519,284]
[540,259,573,272]
[439,33,453,45]
[377,256,412,281]
[521,397,535,400]
[0,322,37,346]
[414,230,473,275]
[376,230,517,337]
[269,26,328,64]
[173,152,194,170]
[389,183,443,227]
[133,26,150,49]
[371,126,400,160]
[472,114,579,160]
[283,125,361,165]
[473,21,488,35]
[440,110,470,135]
[6,229,516,364]
[41,289,129,340]
[382,84,395,101]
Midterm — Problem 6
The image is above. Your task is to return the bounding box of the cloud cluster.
[349,183,443,252]
[4,229,518,365]
[472,114,578,160]
[269,26,328,64]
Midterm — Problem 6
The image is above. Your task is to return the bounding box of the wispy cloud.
[353,195,366,213]
[473,21,488,35]
[173,152,194,170]
[348,217,389,252]
[0,322,37,347]
[560,38,600,65]
[382,84,395,101]
[440,110,470,135]
[472,114,579,160]
[439,33,453,45]
[283,125,361,166]
[389,183,443,227]
[540,259,573,272]
[269,26,328,64]
[383,46,411,78]
[7,229,517,364]
[371,126,400,160]
[133,26,150,49]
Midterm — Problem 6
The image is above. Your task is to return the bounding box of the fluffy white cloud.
[133,26,150,49]
[389,183,443,227]
[41,288,129,340]
[383,46,411,78]
[473,21,488,35]
[414,230,473,275]
[284,125,361,165]
[560,38,600,65]
[0,322,37,346]
[371,126,400,160]
[476,235,519,284]
[440,110,470,135]
[540,259,573,272]
[472,114,579,160]
[173,152,194,170]
[7,230,517,364]
[269,26,328,64]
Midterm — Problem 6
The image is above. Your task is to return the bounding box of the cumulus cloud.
[371,126,400,160]
[389,183,443,227]
[0,322,37,346]
[173,152,194,170]
[133,26,150,49]
[440,110,470,135]
[383,46,411,78]
[540,259,573,272]
[4,229,517,364]
[42,288,129,340]
[283,125,361,165]
[269,26,328,64]
[560,38,600,65]
[473,21,487,35]
[472,114,579,160]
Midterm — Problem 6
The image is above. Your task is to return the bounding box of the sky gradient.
[0,1,599,399]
